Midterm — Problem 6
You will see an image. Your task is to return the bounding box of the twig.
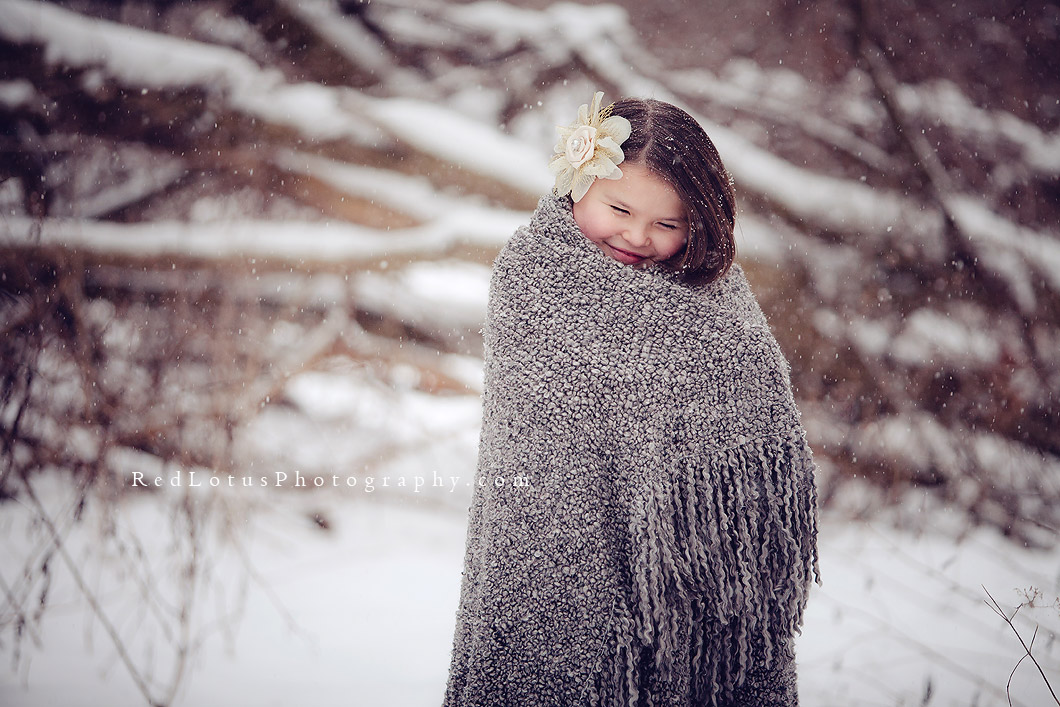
[0,569,43,649]
[813,588,1014,702]
[232,305,350,418]
[848,0,970,259]
[984,586,1060,706]
[156,489,198,707]
[19,476,166,707]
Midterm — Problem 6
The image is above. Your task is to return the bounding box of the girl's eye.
[610,205,629,215]
[658,223,678,230]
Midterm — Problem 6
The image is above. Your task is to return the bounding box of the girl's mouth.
[608,244,647,265]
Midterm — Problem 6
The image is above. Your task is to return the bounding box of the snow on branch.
[668,64,896,172]
[277,0,420,88]
[900,80,1060,179]
[0,0,383,145]
[349,95,552,197]
[2,210,524,265]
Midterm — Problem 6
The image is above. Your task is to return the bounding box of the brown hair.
[610,98,736,285]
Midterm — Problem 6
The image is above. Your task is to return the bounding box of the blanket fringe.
[596,431,819,706]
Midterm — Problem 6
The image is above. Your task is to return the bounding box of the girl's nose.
[623,224,650,247]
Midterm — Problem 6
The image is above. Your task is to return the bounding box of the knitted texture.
[444,194,819,707]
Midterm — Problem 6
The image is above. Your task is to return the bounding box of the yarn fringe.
[595,431,820,706]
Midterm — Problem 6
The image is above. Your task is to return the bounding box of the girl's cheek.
[573,214,599,243]
[572,200,612,245]
[571,210,589,239]
[582,211,612,245]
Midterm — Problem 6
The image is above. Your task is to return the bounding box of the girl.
[444,93,819,707]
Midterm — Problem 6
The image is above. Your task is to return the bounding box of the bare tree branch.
[984,586,1060,706]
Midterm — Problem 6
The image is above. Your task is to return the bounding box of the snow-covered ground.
[2,481,1058,707]
[0,476,469,707]
[800,508,1060,707]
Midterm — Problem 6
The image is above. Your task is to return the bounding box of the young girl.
[444,93,819,707]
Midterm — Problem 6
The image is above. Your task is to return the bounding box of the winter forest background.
[1,0,1059,705]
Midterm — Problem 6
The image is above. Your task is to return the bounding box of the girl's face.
[572,161,689,267]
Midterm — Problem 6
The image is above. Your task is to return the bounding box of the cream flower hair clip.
[549,91,631,202]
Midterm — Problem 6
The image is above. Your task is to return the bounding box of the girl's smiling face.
[572,161,689,267]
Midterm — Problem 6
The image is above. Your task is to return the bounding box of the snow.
[813,310,892,359]
[891,308,1001,368]
[734,213,789,264]
[0,79,36,109]
[370,1,464,50]
[670,63,893,170]
[356,95,552,197]
[815,303,1015,372]
[437,0,631,61]
[949,195,1060,312]
[1,1,264,89]
[800,504,1060,707]
[900,79,1060,176]
[0,0,383,146]
[561,13,1060,304]
[353,260,491,348]
[568,36,950,255]
[3,212,525,262]
[190,8,271,63]
[449,2,553,43]
[547,2,631,46]
[0,477,469,707]
[4,476,1059,707]
[66,158,187,221]
[714,124,941,246]
[280,0,409,83]
[273,151,502,223]
[236,362,482,509]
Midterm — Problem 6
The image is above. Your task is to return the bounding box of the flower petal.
[589,91,604,126]
[553,167,574,196]
[571,171,596,202]
[554,125,574,152]
[583,155,618,178]
[549,153,570,175]
[601,115,631,145]
[595,136,625,165]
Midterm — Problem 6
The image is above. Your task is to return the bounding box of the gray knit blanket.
[444,194,819,707]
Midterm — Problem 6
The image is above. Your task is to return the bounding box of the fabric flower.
[549,91,631,202]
